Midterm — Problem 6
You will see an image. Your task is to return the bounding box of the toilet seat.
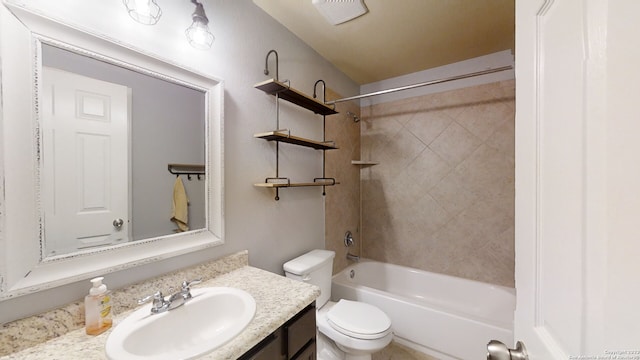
[317,302,393,357]
[326,300,391,340]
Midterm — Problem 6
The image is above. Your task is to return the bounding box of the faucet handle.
[138,291,172,314]
[181,279,202,299]
[138,291,164,306]
[181,279,202,290]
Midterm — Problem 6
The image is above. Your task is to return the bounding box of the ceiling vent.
[312,0,368,26]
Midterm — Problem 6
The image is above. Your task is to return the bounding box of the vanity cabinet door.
[290,341,316,360]
[286,305,316,360]
[239,328,285,360]
[240,304,316,360]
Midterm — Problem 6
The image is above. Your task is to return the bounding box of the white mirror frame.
[0,4,224,300]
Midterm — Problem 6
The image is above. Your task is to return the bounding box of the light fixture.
[185,0,214,50]
[312,0,368,26]
[123,0,162,25]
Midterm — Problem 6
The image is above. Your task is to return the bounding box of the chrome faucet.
[178,279,202,300]
[138,279,202,314]
[344,230,360,262]
[138,291,172,314]
[346,253,360,262]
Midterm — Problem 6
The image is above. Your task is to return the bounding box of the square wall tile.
[360,80,515,287]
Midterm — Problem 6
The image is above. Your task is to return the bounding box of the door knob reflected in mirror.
[487,340,528,360]
[113,218,124,230]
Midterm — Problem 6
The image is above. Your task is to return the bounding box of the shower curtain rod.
[325,65,513,105]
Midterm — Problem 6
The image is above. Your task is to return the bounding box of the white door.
[42,67,130,255]
[513,0,640,358]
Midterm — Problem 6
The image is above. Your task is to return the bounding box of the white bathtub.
[331,260,515,360]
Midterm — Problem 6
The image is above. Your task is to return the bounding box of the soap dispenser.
[85,276,113,335]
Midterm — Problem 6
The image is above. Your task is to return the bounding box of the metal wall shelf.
[254,130,338,150]
[351,160,379,166]
[254,179,338,188]
[255,50,339,200]
[254,79,338,116]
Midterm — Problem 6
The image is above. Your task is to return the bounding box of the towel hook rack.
[167,163,205,180]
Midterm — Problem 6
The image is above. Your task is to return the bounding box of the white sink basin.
[105,287,256,360]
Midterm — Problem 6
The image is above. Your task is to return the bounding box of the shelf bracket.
[264,49,279,81]
[313,79,326,102]
[315,177,336,196]
[265,177,290,201]
[314,178,336,185]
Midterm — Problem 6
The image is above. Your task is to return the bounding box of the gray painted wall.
[1,0,359,323]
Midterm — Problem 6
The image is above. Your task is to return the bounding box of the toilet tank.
[283,249,335,308]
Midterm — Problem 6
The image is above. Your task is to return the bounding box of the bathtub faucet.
[346,253,360,262]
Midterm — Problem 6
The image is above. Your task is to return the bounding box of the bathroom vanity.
[0,251,320,360]
[240,304,316,360]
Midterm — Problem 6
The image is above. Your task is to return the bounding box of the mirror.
[0,3,224,299]
[41,43,206,256]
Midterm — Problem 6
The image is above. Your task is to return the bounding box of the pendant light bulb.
[186,0,214,50]
[123,0,162,25]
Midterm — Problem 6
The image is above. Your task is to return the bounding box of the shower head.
[347,111,360,123]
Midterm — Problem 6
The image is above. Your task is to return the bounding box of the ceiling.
[253,0,514,85]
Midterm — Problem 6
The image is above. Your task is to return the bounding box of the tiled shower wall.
[325,89,361,274]
[360,80,515,287]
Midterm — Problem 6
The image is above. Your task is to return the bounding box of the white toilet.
[284,250,393,360]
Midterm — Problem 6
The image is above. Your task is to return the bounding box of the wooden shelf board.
[254,131,338,150]
[254,181,339,188]
[351,160,379,165]
[254,79,338,116]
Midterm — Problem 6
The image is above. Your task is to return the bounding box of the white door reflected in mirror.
[38,42,208,258]
[43,67,131,255]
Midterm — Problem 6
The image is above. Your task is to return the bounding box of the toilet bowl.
[318,300,393,359]
[284,250,393,360]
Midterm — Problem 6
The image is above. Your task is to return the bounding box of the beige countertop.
[0,252,320,360]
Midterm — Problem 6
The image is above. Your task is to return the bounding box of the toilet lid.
[326,300,391,339]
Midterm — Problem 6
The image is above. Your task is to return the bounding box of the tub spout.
[346,253,360,262]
